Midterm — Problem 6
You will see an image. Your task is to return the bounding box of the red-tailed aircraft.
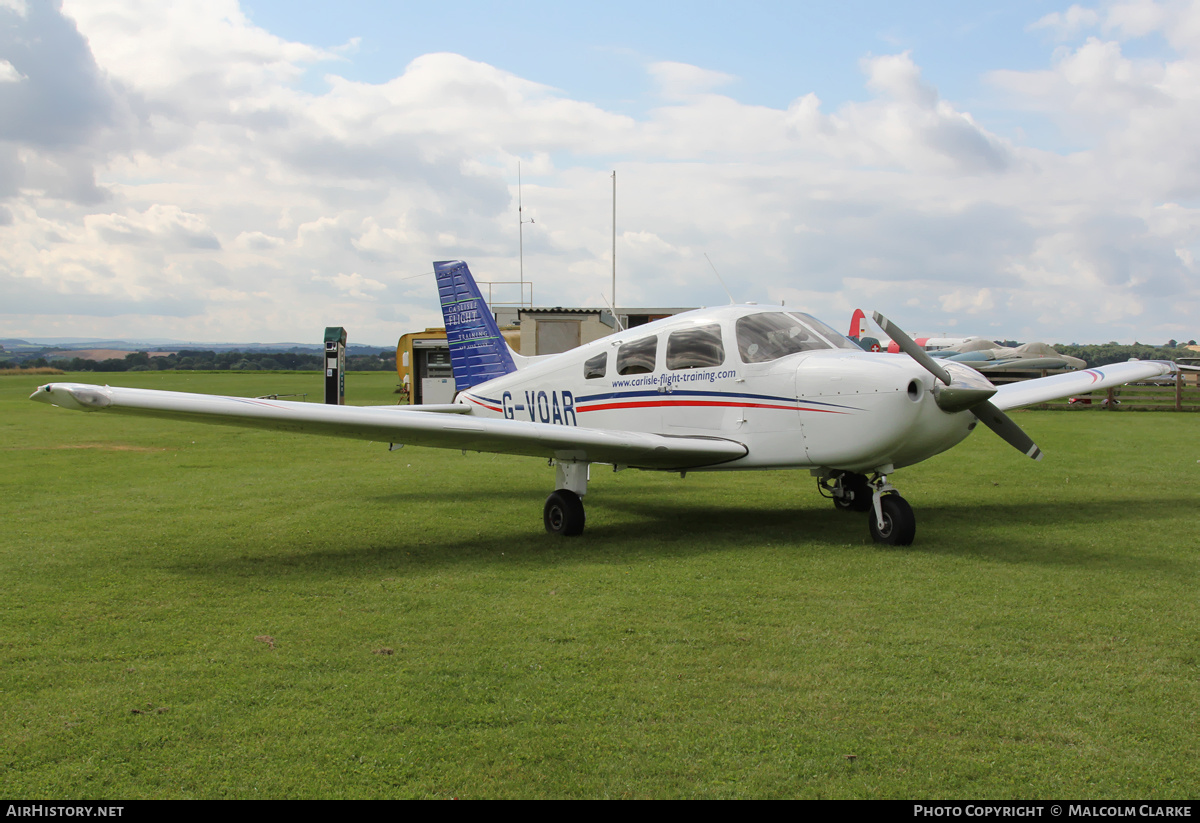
[848,308,983,354]
[31,261,1172,545]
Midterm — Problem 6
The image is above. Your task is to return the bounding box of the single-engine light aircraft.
[32,261,1173,545]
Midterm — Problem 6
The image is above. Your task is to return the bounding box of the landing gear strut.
[868,491,915,545]
[865,473,915,546]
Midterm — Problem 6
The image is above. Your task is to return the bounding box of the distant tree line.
[1053,342,1198,368]
[3,341,1196,373]
[1,349,397,372]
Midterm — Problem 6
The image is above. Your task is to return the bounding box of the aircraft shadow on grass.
[179,492,1194,582]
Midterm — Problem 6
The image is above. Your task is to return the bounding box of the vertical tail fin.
[848,308,866,340]
[434,260,518,392]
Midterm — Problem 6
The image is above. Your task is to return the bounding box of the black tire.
[544,490,586,536]
[833,473,873,513]
[868,494,916,546]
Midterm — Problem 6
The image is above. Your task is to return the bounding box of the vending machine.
[324,326,347,405]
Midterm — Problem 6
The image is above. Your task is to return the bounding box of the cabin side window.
[584,351,607,379]
[666,324,725,370]
[616,335,657,375]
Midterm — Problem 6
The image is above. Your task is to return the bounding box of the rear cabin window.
[666,324,725,370]
[616,335,657,375]
[584,351,607,379]
[736,312,831,363]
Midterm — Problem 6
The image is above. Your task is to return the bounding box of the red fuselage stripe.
[465,396,501,412]
[578,400,848,414]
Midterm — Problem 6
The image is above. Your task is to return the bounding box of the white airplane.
[31,260,1173,545]
[847,308,985,354]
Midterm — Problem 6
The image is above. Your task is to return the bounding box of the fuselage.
[886,335,985,354]
[455,305,980,474]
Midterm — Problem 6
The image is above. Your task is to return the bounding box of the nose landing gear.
[819,470,917,546]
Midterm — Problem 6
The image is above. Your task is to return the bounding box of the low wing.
[992,361,1174,411]
[31,383,747,470]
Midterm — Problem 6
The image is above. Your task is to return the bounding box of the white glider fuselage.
[453,304,978,474]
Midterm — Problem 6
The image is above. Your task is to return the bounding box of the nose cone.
[934,384,996,413]
[934,361,999,412]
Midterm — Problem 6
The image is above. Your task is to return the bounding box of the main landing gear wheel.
[869,494,916,546]
[544,489,586,536]
[833,472,873,513]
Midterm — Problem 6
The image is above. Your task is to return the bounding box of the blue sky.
[238,1,1123,150]
[1,0,1198,345]
[241,2,1050,108]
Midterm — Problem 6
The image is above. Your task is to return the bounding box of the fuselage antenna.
[598,292,625,332]
[705,253,737,305]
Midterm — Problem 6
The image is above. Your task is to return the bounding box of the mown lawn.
[1,371,1197,798]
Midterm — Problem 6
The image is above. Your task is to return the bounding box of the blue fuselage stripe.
[574,389,858,411]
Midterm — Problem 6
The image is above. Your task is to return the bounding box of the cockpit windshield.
[787,312,862,351]
[735,311,859,363]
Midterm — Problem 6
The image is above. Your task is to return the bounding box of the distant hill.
[50,349,176,361]
[4,338,393,355]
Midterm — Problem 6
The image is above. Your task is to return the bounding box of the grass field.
[2,371,1197,798]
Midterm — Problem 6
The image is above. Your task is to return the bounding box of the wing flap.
[31,383,747,470]
[991,361,1175,411]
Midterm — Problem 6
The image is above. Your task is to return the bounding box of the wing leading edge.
[991,361,1175,411]
[30,383,747,470]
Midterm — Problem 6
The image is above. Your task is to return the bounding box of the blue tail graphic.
[434,260,517,392]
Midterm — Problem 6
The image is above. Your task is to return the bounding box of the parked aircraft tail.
[434,260,519,392]
[848,308,883,352]
[848,308,867,340]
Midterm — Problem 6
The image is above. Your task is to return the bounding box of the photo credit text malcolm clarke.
[912,804,1194,818]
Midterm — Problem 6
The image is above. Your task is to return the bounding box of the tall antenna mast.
[518,162,531,296]
[611,170,617,312]
[518,162,536,305]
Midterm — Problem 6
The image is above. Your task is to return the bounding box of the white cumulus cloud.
[0,1,1196,345]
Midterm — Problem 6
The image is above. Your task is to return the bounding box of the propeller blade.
[872,311,952,386]
[971,400,1043,461]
